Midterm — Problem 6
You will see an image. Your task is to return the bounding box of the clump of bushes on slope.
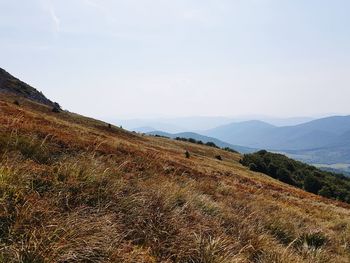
[175,137,238,153]
[240,150,350,203]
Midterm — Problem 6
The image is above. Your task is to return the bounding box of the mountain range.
[203,117,350,164]
[204,117,350,150]
[114,116,315,133]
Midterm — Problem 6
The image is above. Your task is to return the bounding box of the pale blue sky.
[1,0,350,119]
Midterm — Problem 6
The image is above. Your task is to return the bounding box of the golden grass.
[1,94,350,262]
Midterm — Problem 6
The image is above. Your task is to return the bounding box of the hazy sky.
[1,0,350,119]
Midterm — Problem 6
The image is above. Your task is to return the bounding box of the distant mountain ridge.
[0,68,58,107]
[203,120,275,147]
[115,116,315,133]
[204,116,350,164]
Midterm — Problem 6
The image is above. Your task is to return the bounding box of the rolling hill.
[203,120,276,147]
[1,68,350,262]
[147,130,256,153]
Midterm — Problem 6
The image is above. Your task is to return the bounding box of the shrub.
[52,107,60,113]
[206,142,218,148]
[215,155,222,161]
[268,163,278,178]
[249,163,258,171]
[276,168,295,185]
[318,186,332,198]
[185,151,190,159]
[188,138,197,144]
[304,174,322,194]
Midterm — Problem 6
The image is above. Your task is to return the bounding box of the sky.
[1,0,350,120]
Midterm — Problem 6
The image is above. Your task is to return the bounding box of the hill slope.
[1,71,350,262]
[0,68,58,108]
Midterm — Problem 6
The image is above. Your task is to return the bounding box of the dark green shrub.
[215,155,222,161]
[205,142,218,148]
[268,163,278,178]
[188,138,196,144]
[304,174,322,194]
[249,163,258,171]
[52,107,60,113]
[318,186,332,198]
[276,168,295,185]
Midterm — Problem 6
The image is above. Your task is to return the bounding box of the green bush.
[249,163,258,171]
[304,174,322,194]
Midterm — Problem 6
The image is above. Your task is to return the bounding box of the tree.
[268,163,278,178]
[319,186,332,198]
[249,163,258,171]
[304,174,322,194]
[276,168,295,185]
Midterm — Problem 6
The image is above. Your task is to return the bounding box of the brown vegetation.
[1,94,350,262]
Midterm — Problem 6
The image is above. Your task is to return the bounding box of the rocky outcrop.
[0,68,60,108]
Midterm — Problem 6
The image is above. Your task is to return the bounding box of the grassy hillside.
[1,94,350,262]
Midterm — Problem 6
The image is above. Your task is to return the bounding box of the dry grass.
[1,94,350,262]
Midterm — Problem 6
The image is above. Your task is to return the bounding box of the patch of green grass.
[295,232,327,250]
[0,132,51,164]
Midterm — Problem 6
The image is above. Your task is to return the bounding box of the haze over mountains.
[116,116,315,134]
[204,117,350,150]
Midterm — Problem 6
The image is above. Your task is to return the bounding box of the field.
[1,94,350,262]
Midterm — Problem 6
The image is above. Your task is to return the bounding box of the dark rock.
[0,67,58,108]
